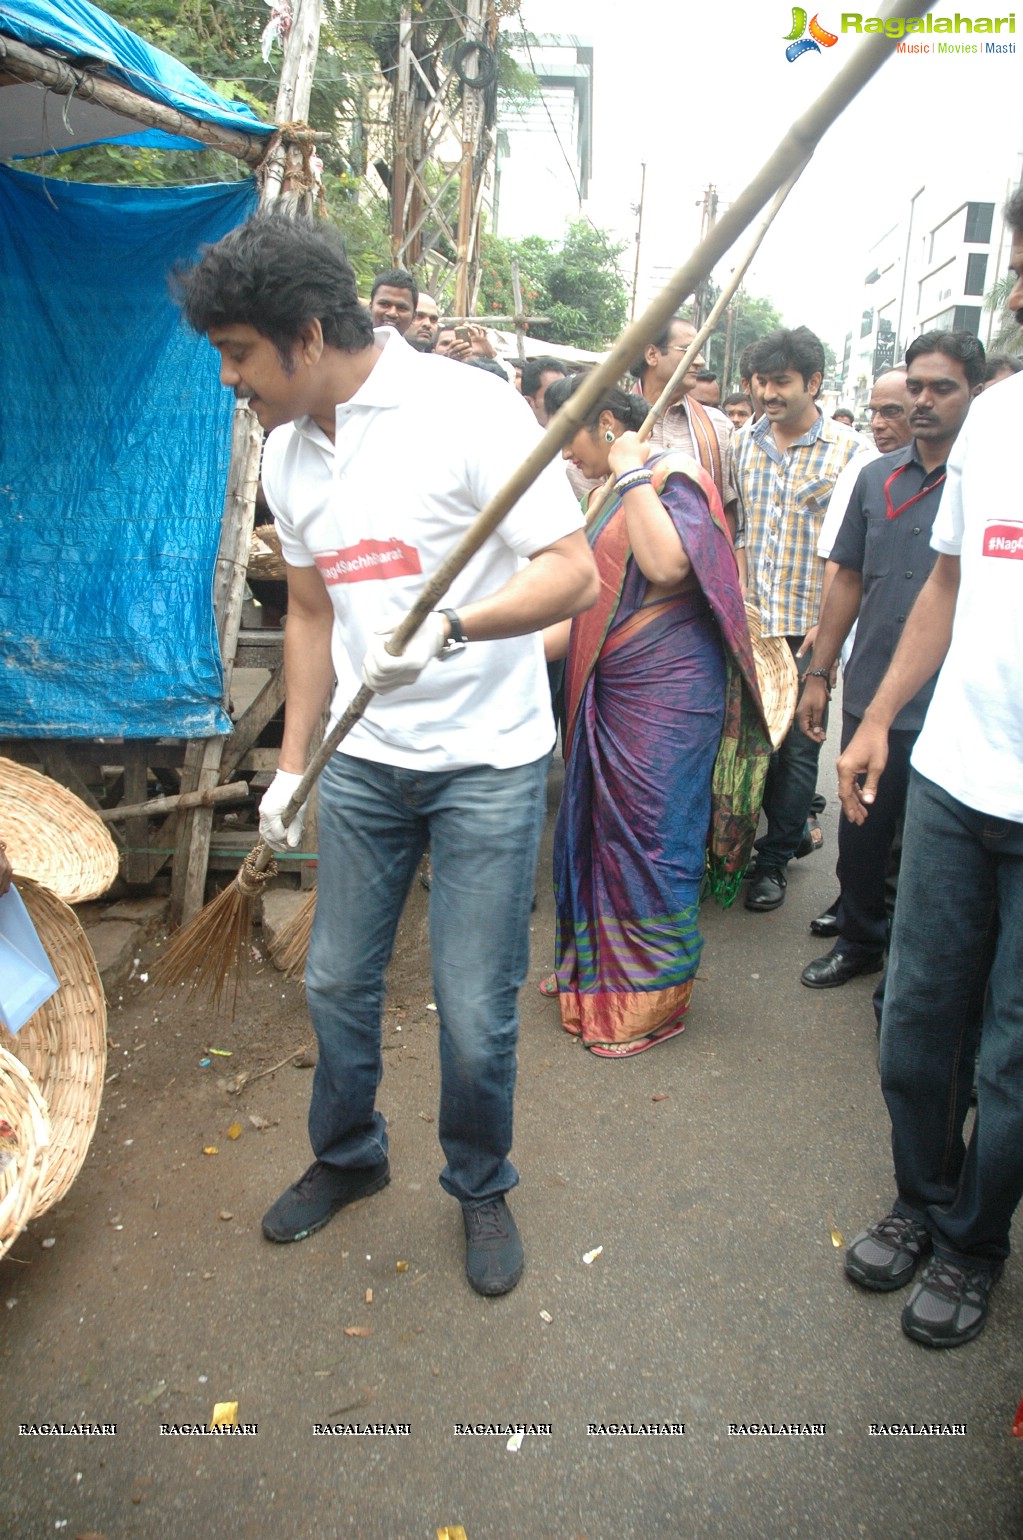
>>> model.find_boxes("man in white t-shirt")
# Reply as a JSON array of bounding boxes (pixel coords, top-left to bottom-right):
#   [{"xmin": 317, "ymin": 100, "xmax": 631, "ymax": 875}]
[
  {"xmin": 837, "ymin": 185, "xmax": 1023, "ymax": 1349},
  {"xmin": 179, "ymin": 214, "xmax": 598, "ymax": 1296}
]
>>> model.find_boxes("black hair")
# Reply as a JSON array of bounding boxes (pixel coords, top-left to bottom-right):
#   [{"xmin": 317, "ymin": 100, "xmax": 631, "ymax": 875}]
[
  {"xmin": 176, "ymin": 212, "xmax": 374, "ymax": 361},
  {"xmin": 370, "ymin": 268, "xmax": 418, "ymax": 306},
  {"xmin": 984, "ymin": 352, "xmax": 1022, "ymax": 381},
  {"xmin": 832, "ymin": 407, "xmax": 855, "ymax": 422},
  {"xmin": 694, "ymin": 369, "xmax": 717, "ymax": 384},
  {"xmin": 521, "ymin": 356, "xmax": 568, "ymax": 397},
  {"xmin": 905, "ymin": 329, "xmax": 986, "ymax": 391},
  {"xmin": 722, "ymin": 392, "xmax": 752, "ymax": 411},
  {"xmin": 629, "ymin": 313, "xmax": 692, "ymax": 379},
  {"xmin": 748, "ymin": 327, "xmax": 826, "ymax": 392},
  {"xmin": 738, "ymin": 342, "xmax": 758, "ymax": 384},
  {"xmin": 544, "ymin": 373, "xmax": 648, "ymax": 431},
  {"xmin": 466, "ymin": 357, "xmax": 510, "ymax": 382},
  {"xmin": 1005, "ymin": 184, "xmax": 1023, "ymax": 236}
]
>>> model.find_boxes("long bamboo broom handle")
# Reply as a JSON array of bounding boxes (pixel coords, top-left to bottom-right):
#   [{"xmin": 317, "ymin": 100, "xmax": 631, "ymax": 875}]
[
  {"xmin": 582, "ymin": 159, "xmax": 811, "ymax": 524},
  {"xmin": 256, "ymin": 5, "xmax": 931, "ymax": 870}
]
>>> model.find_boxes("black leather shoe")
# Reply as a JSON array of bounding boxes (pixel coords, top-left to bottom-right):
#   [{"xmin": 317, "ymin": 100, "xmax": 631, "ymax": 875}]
[
  {"xmin": 809, "ymin": 900, "xmax": 840, "ymax": 937},
  {"xmin": 745, "ymin": 866, "xmax": 786, "ymax": 911},
  {"xmin": 801, "ymin": 947, "xmax": 884, "ymax": 989}
]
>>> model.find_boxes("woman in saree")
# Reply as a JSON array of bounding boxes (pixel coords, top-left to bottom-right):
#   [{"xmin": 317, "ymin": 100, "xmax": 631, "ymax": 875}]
[{"xmin": 541, "ymin": 376, "xmax": 770, "ymax": 1057}]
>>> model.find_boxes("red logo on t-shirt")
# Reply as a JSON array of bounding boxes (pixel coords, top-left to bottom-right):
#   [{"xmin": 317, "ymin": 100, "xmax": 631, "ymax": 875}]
[
  {"xmin": 314, "ymin": 539, "xmax": 423, "ymax": 584},
  {"xmin": 983, "ymin": 523, "xmax": 1023, "ymax": 560}
]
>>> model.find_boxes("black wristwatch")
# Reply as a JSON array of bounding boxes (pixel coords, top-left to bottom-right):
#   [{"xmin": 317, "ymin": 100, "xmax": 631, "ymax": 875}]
[{"xmin": 437, "ymin": 608, "xmax": 468, "ymax": 659}]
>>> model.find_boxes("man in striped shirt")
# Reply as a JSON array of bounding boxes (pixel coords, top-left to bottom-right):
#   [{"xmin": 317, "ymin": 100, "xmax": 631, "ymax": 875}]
[{"xmin": 734, "ymin": 326, "xmax": 863, "ymax": 912}]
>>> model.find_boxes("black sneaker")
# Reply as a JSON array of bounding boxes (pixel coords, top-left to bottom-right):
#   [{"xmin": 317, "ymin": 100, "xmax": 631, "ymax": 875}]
[
  {"xmin": 902, "ymin": 1256, "xmax": 1002, "ymax": 1348},
  {"xmin": 845, "ymin": 1212, "xmax": 931, "ymax": 1291},
  {"xmin": 462, "ymin": 1195, "xmax": 523, "ymax": 1295},
  {"xmin": 262, "ymin": 1158, "xmax": 390, "ymax": 1243}
]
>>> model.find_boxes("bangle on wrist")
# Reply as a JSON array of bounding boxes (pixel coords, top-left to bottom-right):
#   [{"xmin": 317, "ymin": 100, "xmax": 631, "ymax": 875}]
[
  {"xmin": 804, "ymin": 667, "xmax": 832, "ymax": 695},
  {"xmin": 615, "ymin": 468, "xmax": 652, "ymax": 494}
]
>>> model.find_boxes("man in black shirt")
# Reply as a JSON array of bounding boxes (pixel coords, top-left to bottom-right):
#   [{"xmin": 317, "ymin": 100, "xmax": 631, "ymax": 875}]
[{"xmin": 795, "ymin": 331, "xmax": 985, "ymax": 988}]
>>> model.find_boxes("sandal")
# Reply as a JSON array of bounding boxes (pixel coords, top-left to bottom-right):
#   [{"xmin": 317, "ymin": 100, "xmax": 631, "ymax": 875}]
[
  {"xmin": 538, "ymin": 973, "xmax": 559, "ymax": 998},
  {"xmin": 795, "ymin": 815, "xmax": 824, "ymax": 858},
  {"xmin": 587, "ymin": 1017, "xmax": 687, "ymax": 1058}
]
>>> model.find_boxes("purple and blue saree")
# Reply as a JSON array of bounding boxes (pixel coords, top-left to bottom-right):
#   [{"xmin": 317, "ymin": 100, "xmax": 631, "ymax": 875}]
[{"xmin": 554, "ymin": 451, "xmax": 769, "ymax": 1055}]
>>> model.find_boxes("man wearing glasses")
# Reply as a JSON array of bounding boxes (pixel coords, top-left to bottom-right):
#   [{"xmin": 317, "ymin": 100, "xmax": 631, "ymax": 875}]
[
  {"xmin": 629, "ymin": 314, "xmax": 740, "ymax": 547},
  {"xmin": 795, "ymin": 333, "xmax": 984, "ymax": 989}
]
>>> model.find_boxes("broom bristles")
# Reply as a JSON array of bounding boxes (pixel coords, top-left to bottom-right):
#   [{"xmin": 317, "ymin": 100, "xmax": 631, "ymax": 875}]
[
  {"xmin": 151, "ymin": 882, "xmax": 259, "ymax": 1015},
  {"xmin": 268, "ymin": 889, "xmax": 316, "ymax": 979}
]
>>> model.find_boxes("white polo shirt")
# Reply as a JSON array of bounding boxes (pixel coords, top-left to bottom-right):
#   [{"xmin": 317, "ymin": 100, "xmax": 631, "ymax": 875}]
[
  {"xmin": 261, "ymin": 328, "xmax": 584, "ymax": 772},
  {"xmin": 911, "ymin": 370, "xmax": 1023, "ymax": 821}
]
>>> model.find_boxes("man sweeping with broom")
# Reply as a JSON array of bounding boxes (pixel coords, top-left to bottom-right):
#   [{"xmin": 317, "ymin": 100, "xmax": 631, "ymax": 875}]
[{"xmin": 178, "ymin": 214, "xmax": 597, "ymax": 1296}]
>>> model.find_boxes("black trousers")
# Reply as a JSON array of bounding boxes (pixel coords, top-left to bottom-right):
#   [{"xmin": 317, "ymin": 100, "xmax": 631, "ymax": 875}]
[{"xmin": 835, "ymin": 711, "xmax": 918, "ymax": 957}]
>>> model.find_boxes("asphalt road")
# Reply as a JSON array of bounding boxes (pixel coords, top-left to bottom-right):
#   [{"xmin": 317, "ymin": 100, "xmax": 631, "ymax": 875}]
[{"xmin": 3, "ymin": 739, "xmax": 1022, "ymax": 1540}]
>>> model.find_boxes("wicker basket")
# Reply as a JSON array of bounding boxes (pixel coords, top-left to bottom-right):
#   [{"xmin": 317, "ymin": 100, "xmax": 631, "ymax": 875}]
[
  {"xmin": 0, "ymin": 1046, "xmax": 51, "ymax": 1260},
  {"xmin": 745, "ymin": 605, "xmax": 799, "ymax": 749},
  {"xmin": 248, "ymin": 524, "xmax": 287, "ymax": 580},
  {"xmin": 0, "ymin": 757, "xmax": 119, "ymax": 904},
  {"xmin": 0, "ymin": 879, "xmax": 106, "ymax": 1217}
]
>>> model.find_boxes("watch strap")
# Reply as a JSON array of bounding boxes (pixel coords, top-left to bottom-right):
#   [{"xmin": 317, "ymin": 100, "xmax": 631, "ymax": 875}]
[{"xmin": 439, "ymin": 608, "xmax": 467, "ymax": 645}]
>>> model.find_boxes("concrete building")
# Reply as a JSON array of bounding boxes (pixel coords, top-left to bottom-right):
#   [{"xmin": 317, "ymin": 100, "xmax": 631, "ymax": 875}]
[
  {"xmin": 843, "ymin": 137, "xmax": 1023, "ymax": 412},
  {"xmin": 492, "ymin": 36, "xmax": 592, "ymax": 242}
]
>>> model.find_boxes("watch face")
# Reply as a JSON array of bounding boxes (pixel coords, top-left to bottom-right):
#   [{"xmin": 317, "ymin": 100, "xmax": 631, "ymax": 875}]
[{"xmin": 439, "ymin": 638, "xmax": 468, "ymax": 659}]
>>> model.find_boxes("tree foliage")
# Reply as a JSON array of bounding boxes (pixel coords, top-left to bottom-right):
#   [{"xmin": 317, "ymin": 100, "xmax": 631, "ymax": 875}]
[{"xmin": 478, "ymin": 221, "xmax": 628, "ymax": 350}]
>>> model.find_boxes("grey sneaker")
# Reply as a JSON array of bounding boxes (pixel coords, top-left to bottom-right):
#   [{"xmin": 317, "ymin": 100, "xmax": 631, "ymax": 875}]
[
  {"xmin": 462, "ymin": 1196, "xmax": 523, "ymax": 1295},
  {"xmin": 262, "ymin": 1158, "xmax": 390, "ymax": 1243},
  {"xmin": 902, "ymin": 1256, "xmax": 1002, "ymax": 1348},
  {"xmin": 845, "ymin": 1212, "xmax": 931, "ymax": 1291}
]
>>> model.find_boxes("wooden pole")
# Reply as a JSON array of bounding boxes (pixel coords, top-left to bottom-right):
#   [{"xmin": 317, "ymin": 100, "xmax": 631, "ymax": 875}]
[
  {"xmin": 99, "ymin": 782, "xmax": 250, "ymax": 823},
  {"xmin": 389, "ymin": 7, "xmax": 413, "ymax": 262},
  {"xmin": 0, "ymin": 36, "xmax": 268, "ymax": 166},
  {"xmin": 170, "ymin": 0, "xmax": 325, "ymax": 925},
  {"xmin": 630, "ymin": 161, "xmax": 646, "ymax": 322}
]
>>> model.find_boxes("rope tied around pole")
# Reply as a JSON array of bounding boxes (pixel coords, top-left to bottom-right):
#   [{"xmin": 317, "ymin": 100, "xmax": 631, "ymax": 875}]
[{"xmin": 236, "ymin": 845, "xmax": 279, "ymax": 898}]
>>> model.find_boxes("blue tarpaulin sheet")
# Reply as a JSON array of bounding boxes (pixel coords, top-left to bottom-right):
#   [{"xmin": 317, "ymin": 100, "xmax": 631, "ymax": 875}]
[
  {"xmin": 0, "ymin": 0, "xmax": 274, "ymax": 154},
  {"xmin": 0, "ymin": 166, "xmax": 258, "ymax": 737}
]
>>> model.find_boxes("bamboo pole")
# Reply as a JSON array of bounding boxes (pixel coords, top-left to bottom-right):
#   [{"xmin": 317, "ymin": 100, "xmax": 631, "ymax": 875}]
[
  {"xmin": 574, "ymin": 162, "xmax": 810, "ymax": 535},
  {"xmin": 637, "ymin": 162, "xmax": 809, "ymax": 444},
  {"xmin": 0, "ymin": 36, "xmax": 269, "ymax": 166},
  {"xmin": 99, "ymin": 782, "xmax": 250, "ymax": 823}
]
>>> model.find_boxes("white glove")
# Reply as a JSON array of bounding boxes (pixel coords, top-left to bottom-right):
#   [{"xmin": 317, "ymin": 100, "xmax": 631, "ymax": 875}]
[
  {"xmin": 361, "ymin": 611, "xmax": 449, "ymax": 694},
  {"xmin": 258, "ymin": 769, "xmax": 306, "ymax": 852}
]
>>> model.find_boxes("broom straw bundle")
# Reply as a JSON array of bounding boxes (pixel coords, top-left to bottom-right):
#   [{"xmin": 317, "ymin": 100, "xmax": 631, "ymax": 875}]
[{"xmin": 155, "ymin": 7, "xmax": 932, "ymax": 1008}]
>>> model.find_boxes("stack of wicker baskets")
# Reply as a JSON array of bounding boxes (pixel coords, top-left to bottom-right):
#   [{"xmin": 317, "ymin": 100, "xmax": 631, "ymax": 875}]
[{"xmin": 0, "ymin": 759, "xmax": 117, "ymax": 1259}]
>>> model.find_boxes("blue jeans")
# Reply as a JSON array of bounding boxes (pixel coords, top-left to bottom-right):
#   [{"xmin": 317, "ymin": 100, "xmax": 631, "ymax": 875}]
[
  {"xmin": 881, "ymin": 770, "xmax": 1023, "ymax": 1266},
  {"xmin": 305, "ymin": 750, "xmax": 549, "ymax": 1206},
  {"xmin": 754, "ymin": 637, "xmax": 825, "ymax": 869}
]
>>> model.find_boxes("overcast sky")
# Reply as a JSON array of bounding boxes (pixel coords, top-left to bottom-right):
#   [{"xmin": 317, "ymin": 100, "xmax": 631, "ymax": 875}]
[{"xmin": 515, "ymin": 0, "xmax": 1023, "ymax": 352}]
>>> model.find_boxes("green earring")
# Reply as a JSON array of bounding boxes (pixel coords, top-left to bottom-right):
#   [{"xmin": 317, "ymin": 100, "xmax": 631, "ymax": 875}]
[{"xmin": 604, "ymin": 430, "xmax": 614, "ymax": 443}]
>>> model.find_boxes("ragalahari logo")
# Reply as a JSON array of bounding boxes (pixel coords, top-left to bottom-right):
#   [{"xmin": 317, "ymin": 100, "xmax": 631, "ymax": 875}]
[{"xmin": 784, "ymin": 8, "xmax": 839, "ymax": 59}]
